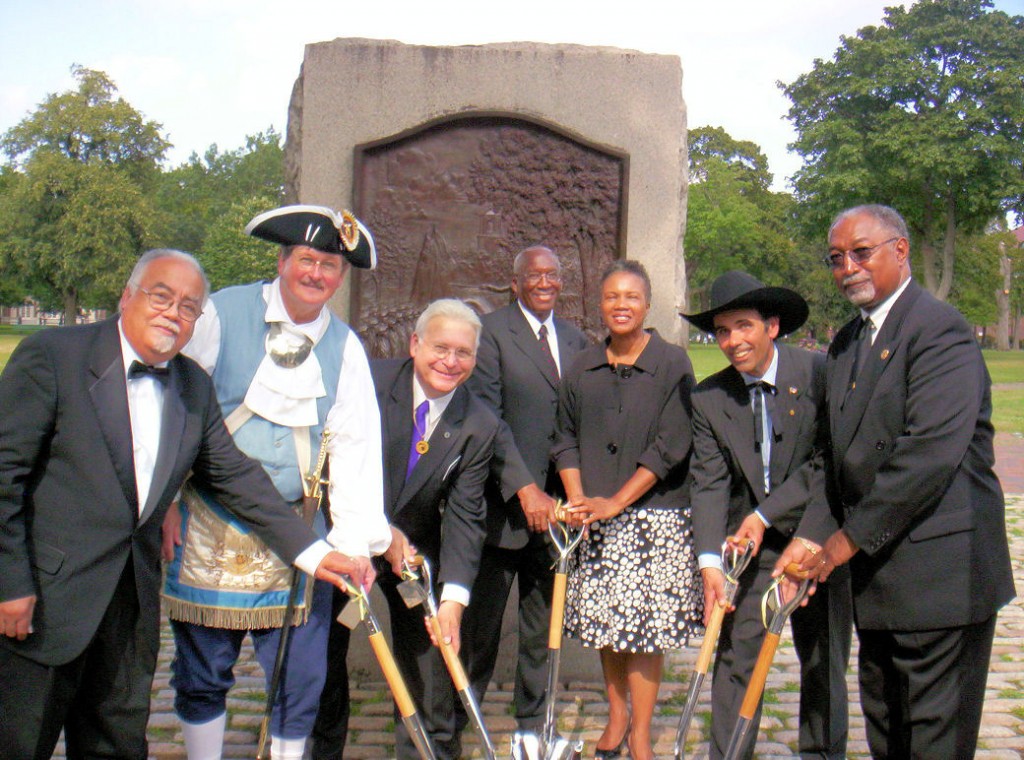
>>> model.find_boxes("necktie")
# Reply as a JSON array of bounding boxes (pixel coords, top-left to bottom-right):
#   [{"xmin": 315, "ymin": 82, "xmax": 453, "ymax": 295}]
[
  {"xmin": 848, "ymin": 316, "xmax": 875, "ymax": 391},
  {"xmin": 537, "ymin": 324, "xmax": 560, "ymax": 383},
  {"xmin": 129, "ymin": 360, "xmax": 169, "ymax": 385},
  {"xmin": 749, "ymin": 381, "xmax": 775, "ymax": 493},
  {"xmin": 406, "ymin": 400, "xmax": 430, "ymax": 480}
]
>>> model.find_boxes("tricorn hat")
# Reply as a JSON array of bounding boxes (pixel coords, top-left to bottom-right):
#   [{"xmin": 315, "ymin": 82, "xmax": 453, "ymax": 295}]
[
  {"xmin": 681, "ymin": 270, "xmax": 809, "ymax": 336},
  {"xmin": 245, "ymin": 204, "xmax": 377, "ymax": 269}
]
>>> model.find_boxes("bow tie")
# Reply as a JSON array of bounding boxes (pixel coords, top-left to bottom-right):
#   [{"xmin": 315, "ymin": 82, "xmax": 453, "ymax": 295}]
[
  {"xmin": 747, "ymin": 380, "xmax": 775, "ymax": 395},
  {"xmin": 129, "ymin": 360, "xmax": 169, "ymax": 385}
]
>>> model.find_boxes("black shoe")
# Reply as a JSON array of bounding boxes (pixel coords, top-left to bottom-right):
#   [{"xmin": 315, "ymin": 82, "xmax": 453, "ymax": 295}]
[{"xmin": 594, "ymin": 716, "xmax": 631, "ymax": 759}]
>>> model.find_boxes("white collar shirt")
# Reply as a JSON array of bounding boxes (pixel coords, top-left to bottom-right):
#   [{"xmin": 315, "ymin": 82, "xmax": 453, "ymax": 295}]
[
  {"xmin": 118, "ymin": 321, "xmax": 166, "ymax": 515},
  {"xmin": 861, "ymin": 276, "xmax": 912, "ymax": 344},
  {"xmin": 517, "ymin": 300, "xmax": 561, "ymax": 375}
]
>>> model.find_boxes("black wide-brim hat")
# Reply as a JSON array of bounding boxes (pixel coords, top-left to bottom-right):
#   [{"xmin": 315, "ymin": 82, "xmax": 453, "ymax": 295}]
[
  {"xmin": 681, "ymin": 270, "xmax": 809, "ymax": 336},
  {"xmin": 244, "ymin": 204, "xmax": 377, "ymax": 269}
]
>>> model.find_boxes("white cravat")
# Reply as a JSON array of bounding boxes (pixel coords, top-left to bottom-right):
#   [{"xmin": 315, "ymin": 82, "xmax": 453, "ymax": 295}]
[{"xmin": 119, "ymin": 324, "xmax": 165, "ymax": 514}]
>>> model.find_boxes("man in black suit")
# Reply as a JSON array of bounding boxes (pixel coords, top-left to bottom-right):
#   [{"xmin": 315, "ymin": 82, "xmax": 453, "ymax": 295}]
[
  {"xmin": 460, "ymin": 245, "xmax": 589, "ymax": 736},
  {"xmin": 778, "ymin": 204, "xmax": 1015, "ymax": 758},
  {"xmin": 372, "ymin": 298, "xmax": 505, "ymax": 760},
  {"xmin": 684, "ymin": 271, "xmax": 851, "ymax": 760},
  {"xmin": 0, "ymin": 249, "xmax": 369, "ymax": 760}
]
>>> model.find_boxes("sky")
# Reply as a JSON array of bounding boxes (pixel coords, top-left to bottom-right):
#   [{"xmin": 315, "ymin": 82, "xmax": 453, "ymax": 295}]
[{"xmin": 3, "ymin": 0, "xmax": 1023, "ymax": 193}]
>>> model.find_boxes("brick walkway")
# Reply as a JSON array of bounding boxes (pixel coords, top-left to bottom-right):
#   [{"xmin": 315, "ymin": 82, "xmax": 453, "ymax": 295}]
[{"xmin": 54, "ymin": 444, "xmax": 1024, "ymax": 758}]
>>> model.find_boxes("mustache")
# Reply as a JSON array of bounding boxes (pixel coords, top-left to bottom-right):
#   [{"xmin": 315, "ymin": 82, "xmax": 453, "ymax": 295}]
[
  {"xmin": 153, "ymin": 318, "xmax": 181, "ymax": 335},
  {"xmin": 841, "ymin": 274, "xmax": 871, "ymax": 288},
  {"xmin": 300, "ymin": 276, "xmax": 326, "ymax": 290}
]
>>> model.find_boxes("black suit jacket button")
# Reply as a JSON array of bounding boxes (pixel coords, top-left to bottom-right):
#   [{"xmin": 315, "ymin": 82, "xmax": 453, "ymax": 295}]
[
  {"xmin": 875, "ymin": 440, "xmax": 886, "ymax": 450},
  {"xmin": 607, "ymin": 442, "xmax": 618, "ymax": 454}
]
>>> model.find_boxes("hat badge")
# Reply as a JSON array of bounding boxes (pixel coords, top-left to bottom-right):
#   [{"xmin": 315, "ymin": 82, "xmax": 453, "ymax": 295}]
[{"xmin": 338, "ymin": 210, "xmax": 360, "ymax": 252}]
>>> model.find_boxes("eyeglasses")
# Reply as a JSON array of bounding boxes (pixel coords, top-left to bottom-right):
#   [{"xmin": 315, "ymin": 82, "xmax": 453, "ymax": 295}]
[
  {"xmin": 140, "ymin": 287, "xmax": 203, "ymax": 322},
  {"xmin": 427, "ymin": 343, "xmax": 475, "ymax": 363},
  {"xmin": 293, "ymin": 254, "xmax": 343, "ymax": 275},
  {"xmin": 824, "ymin": 237, "xmax": 899, "ymax": 270},
  {"xmin": 521, "ymin": 271, "xmax": 562, "ymax": 286}
]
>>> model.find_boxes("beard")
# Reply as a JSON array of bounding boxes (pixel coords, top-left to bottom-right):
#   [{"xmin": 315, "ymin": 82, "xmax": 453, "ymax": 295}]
[
  {"xmin": 150, "ymin": 319, "xmax": 180, "ymax": 356},
  {"xmin": 841, "ymin": 276, "xmax": 876, "ymax": 307}
]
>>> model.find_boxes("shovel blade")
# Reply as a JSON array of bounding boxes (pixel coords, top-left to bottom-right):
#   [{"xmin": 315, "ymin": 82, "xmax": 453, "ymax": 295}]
[
  {"xmin": 336, "ymin": 598, "xmax": 364, "ymax": 630},
  {"xmin": 511, "ymin": 731, "xmax": 541, "ymax": 760},
  {"xmin": 545, "ymin": 736, "xmax": 583, "ymax": 760},
  {"xmin": 396, "ymin": 578, "xmax": 428, "ymax": 609}
]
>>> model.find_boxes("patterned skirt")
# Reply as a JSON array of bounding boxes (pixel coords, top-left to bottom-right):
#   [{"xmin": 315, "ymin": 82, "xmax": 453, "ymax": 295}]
[{"xmin": 564, "ymin": 504, "xmax": 703, "ymax": 653}]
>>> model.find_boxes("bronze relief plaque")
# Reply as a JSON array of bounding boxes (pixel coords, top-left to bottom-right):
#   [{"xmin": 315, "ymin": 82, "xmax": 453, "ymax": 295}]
[{"xmin": 351, "ymin": 115, "xmax": 627, "ymax": 357}]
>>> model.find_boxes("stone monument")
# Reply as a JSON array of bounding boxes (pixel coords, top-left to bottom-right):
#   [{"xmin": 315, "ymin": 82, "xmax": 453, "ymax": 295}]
[{"xmin": 284, "ymin": 38, "xmax": 689, "ymax": 352}]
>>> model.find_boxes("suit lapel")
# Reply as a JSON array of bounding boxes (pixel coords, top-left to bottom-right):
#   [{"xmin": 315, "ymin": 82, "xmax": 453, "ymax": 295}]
[
  {"xmin": 769, "ymin": 345, "xmax": 804, "ymax": 481},
  {"xmin": 832, "ymin": 282, "xmax": 919, "ymax": 455},
  {"xmin": 829, "ymin": 319, "xmax": 860, "ymax": 456},
  {"xmin": 508, "ymin": 306, "xmax": 559, "ymax": 392},
  {"xmin": 554, "ymin": 315, "xmax": 582, "ymax": 370},
  {"xmin": 138, "ymin": 359, "xmax": 187, "ymax": 525},
  {"xmin": 87, "ymin": 320, "xmax": 139, "ymax": 513},
  {"xmin": 718, "ymin": 369, "xmax": 768, "ymax": 501},
  {"xmin": 385, "ymin": 365, "xmax": 416, "ymax": 516}
]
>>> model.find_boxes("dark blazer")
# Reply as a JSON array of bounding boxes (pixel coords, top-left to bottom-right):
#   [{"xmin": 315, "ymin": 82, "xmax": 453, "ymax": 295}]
[
  {"xmin": 372, "ymin": 358, "xmax": 499, "ymax": 590},
  {"xmin": 691, "ymin": 343, "xmax": 831, "ymax": 553},
  {"xmin": 826, "ymin": 280, "xmax": 1014, "ymax": 630},
  {"xmin": 690, "ymin": 342, "xmax": 852, "ymax": 759},
  {"xmin": 466, "ymin": 303, "xmax": 588, "ymax": 548},
  {"xmin": 0, "ymin": 318, "xmax": 317, "ymax": 666}
]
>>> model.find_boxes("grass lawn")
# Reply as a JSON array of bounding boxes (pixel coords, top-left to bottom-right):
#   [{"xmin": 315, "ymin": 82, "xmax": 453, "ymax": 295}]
[
  {"xmin": 0, "ymin": 326, "xmax": 41, "ymax": 369},
  {"xmin": 1, "ymin": 327, "xmax": 1021, "ymax": 434}
]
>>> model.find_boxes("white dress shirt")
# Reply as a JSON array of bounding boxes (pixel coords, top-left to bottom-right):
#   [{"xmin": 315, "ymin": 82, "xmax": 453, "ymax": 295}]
[
  {"xmin": 861, "ymin": 276, "xmax": 912, "ymax": 344},
  {"xmin": 698, "ymin": 343, "xmax": 780, "ymax": 573},
  {"xmin": 118, "ymin": 323, "xmax": 165, "ymax": 515},
  {"xmin": 517, "ymin": 301, "xmax": 562, "ymax": 375}
]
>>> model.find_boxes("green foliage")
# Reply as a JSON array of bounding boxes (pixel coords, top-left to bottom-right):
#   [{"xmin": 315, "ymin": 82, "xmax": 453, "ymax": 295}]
[
  {"xmin": 0, "ymin": 66, "xmax": 166, "ymax": 320},
  {"xmin": 2, "ymin": 65, "xmax": 168, "ymax": 187},
  {"xmin": 685, "ymin": 127, "xmax": 797, "ymax": 291},
  {"xmin": 781, "ymin": 0, "xmax": 1024, "ymax": 302},
  {"xmin": 197, "ymin": 195, "xmax": 282, "ymax": 291},
  {"xmin": 949, "ymin": 228, "xmax": 1014, "ymax": 325},
  {"xmin": 154, "ymin": 128, "xmax": 285, "ymax": 255},
  {"xmin": 684, "ymin": 126, "xmax": 844, "ymax": 338}
]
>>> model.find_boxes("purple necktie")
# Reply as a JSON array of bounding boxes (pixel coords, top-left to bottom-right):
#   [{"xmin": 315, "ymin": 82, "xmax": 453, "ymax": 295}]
[
  {"xmin": 406, "ymin": 400, "xmax": 430, "ymax": 480},
  {"xmin": 537, "ymin": 324, "xmax": 560, "ymax": 383}
]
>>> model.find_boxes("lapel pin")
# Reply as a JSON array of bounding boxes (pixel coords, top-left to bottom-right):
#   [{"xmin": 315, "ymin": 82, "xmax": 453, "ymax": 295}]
[
  {"xmin": 444, "ymin": 431, "xmax": 451, "ymax": 439},
  {"xmin": 880, "ymin": 349, "xmax": 890, "ymax": 360},
  {"xmin": 789, "ymin": 386, "xmax": 798, "ymax": 395},
  {"xmin": 789, "ymin": 409, "xmax": 795, "ymax": 416}
]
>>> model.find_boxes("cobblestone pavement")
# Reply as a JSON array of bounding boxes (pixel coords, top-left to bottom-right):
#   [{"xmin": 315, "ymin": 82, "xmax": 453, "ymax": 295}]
[{"xmin": 56, "ymin": 479, "xmax": 1024, "ymax": 757}]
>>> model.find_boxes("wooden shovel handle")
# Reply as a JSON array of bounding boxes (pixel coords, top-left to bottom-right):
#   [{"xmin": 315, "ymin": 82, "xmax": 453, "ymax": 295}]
[
  {"xmin": 739, "ymin": 631, "xmax": 781, "ymax": 719},
  {"xmin": 696, "ymin": 600, "xmax": 727, "ymax": 674},
  {"xmin": 548, "ymin": 571, "xmax": 568, "ymax": 649},
  {"xmin": 429, "ymin": 616, "xmax": 470, "ymax": 690},
  {"xmin": 369, "ymin": 630, "xmax": 418, "ymax": 718}
]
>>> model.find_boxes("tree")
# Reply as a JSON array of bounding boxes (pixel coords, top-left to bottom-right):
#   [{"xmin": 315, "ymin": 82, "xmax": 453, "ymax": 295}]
[
  {"xmin": 781, "ymin": 0, "xmax": 1024, "ymax": 302},
  {"xmin": 0, "ymin": 66, "xmax": 168, "ymax": 321},
  {"xmin": 197, "ymin": 195, "xmax": 281, "ymax": 292},
  {"xmin": 684, "ymin": 127, "xmax": 839, "ymax": 338},
  {"xmin": 154, "ymin": 129, "xmax": 285, "ymax": 256}
]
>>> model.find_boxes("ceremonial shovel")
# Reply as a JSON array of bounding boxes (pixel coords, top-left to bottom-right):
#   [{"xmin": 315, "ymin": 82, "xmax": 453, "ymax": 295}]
[
  {"xmin": 673, "ymin": 537, "xmax": 755, "ymax": 759},
  {"xmin": 336, "ymin": 577, "xmax": 438, "ymax": 760},
  {"xmin": 397, "ymin": 555, "xmax": 498, "ymax": 760},
  {"xmin": 511, "ymin": 511, "xmax": 586, "ymax": 760},
  {"xmin": 257, "ymin": 431, "xmax": 331, "ymax": 760},
  {"xmin": 721, "ymin": 563, "xmax": 811, "ymax": 760}
]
